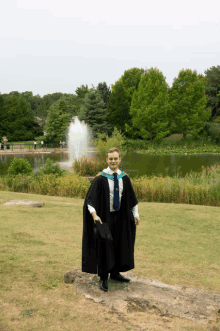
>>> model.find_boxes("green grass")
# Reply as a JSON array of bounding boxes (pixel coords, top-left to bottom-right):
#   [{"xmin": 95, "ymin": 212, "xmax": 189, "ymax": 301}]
[{"xmin": 0, "ymin": 191, "xmax": 220, "ymax": 330}]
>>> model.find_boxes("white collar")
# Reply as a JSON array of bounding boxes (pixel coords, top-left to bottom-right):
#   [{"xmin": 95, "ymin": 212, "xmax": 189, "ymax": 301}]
[{"xmin": 103, "ymin": 166, "xmax": 121, "ymax": 175}]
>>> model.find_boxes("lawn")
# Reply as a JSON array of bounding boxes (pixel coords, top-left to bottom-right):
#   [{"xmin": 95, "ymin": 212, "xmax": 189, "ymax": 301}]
[{"xmin": 0, "ymin": 191, "xmax": 220, "ymax": 330}]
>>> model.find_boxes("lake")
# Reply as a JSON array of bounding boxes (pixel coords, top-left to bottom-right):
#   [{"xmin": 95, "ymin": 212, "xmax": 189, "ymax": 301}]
[{"xmin": 1, "ymin": 152, "xmax": 220, "ymax": 178}]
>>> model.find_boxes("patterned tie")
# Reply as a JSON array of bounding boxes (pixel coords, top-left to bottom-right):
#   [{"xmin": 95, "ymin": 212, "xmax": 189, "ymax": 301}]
[{"xmin": 113, "ymin": 172, "xmax": 119, "ymax": 211}]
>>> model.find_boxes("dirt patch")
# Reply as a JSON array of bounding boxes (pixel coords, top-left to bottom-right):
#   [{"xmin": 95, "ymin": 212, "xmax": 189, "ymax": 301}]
[{"xmin": 64, "ymin": 269, "xmax": 220, "ymax": 329}]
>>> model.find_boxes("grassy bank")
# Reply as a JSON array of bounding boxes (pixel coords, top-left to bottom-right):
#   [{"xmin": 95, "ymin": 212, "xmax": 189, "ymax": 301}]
[
  {"xmin": 0, "ymin": 191, "xmax": 220, "ymax": 331},
  {"xmin": 1, "ymin": 164, "xmax": 220, "ymax": 207},
  {"xmin": 132, "ymin": 164, "xmax": 220, "ymax": 206},
  {"xmin": 124, "ymin": 136, "xmax": 220, "ymax": 155}
]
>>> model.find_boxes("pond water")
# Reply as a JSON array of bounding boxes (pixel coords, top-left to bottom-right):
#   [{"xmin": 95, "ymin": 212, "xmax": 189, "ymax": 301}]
[{"xmin": 1, "ymin": 152, "xmax": 220, "ymax": 178}]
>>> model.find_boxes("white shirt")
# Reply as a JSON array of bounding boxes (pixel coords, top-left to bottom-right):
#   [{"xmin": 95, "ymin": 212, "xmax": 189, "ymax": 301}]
[{"xmin": 87, "ymin": 166, "xmax": 139, "ymax": 217}]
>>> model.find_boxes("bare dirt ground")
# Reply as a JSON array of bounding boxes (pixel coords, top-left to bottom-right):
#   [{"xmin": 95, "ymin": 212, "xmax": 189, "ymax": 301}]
[{"xmin": 65, "ymin": 269, "xmax": 220, "ymax": 331}]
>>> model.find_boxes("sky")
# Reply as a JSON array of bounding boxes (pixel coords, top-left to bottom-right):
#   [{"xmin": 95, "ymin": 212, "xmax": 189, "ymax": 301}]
[{"xmin": 0, "ymin": 0, "xmax": 220, "ymax": 97}]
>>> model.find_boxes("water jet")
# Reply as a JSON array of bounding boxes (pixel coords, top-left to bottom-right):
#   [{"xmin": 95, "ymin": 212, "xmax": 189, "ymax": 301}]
[{"xmin": 59, "ymin": 116, "xmax": 94, "ymax": 171}]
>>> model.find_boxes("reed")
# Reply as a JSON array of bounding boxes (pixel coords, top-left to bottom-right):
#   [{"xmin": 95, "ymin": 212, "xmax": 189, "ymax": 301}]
[
  {"xmin": 72, "ymin": 156, "xmax": 106, "ymax": 176},
  {"xmin": 1, "ymin": 164, "xmax": 220, "ymax": 207}
]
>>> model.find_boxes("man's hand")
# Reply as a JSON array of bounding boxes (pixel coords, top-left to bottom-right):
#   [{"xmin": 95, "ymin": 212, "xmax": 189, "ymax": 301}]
[
  {"xmin": 94, "ymin": 216, "xmax": 102, "ymax": 224},
  {"xmin": 134, "ymin": 216, "xmax": 140, "ymax": 226},
  {"xmin": 91, "ymin": 211, "xmax": 102, "ymax": 224}
]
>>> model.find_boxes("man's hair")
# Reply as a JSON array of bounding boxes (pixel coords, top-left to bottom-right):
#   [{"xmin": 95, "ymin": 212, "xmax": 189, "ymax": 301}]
[{"xmin": 106, "ymin": 147, "xmax": 121, "ymax": 158}]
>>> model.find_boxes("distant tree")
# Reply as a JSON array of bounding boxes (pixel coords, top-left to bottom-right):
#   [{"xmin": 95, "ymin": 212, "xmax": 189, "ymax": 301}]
[
  {"xmin": 97, "ymin": 82, "xmax": 111, "ymax": 107},
  {"xmin": 45, "ymin": 99, "xmax": 73, "ymax": 142},
  {"xmin": 169, "ymin": 69, "xmax": 210, "ymax": 139},
  {"xmin": 106, "ymin": 80, "xmax": 129, "ymax": 135},
  {"xmin": 21, "ymin": 91, "xmax": 36, "ymax": 112},
  {"xmin": 0, "ymin": 94, "xmax": 6, "ymax": 139},
  {"xmin": 75, "ymin": 84, "xmax": 89, "ymax": 100},
  {"xmin": 121, "ymin": 67, "xmax": 145, "ymax": 103},
  {"xmin": 126, "ymin": 67, "xmax": 170, "ymax": 142},
  {"xmin": 204, "ymin": 65, "xmax": 220, "ymax": 120},
  {"xmin": 60, "ymin": 94, "xmax": 79, "ymax": 118},
  {"xmin": 78, "ymin": 88, "xmax": 112, "ymax": 139},
  {"xmin": 73, "ymin": 84, "xmax": 90, "ymax": 115},
  {"xmin": 8, "ymin": 91, "xmax": 20, "ymax": 98},
  {"xmin": 107, "ymin": 68, "xmax": 144, "ymax": 135},
  {"xmin": 3, "ymin": 94, "xmax": 40, "ymax": 141}
]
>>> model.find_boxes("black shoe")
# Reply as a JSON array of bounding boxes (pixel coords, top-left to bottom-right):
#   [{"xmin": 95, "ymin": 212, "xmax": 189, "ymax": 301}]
[
  {"xmin": 110, "ymin": 274, "xmax": 130, "ymax": 282},
  {"xmin": 100, "ymin": 279, "xmax": 108, "ymax": 292}
]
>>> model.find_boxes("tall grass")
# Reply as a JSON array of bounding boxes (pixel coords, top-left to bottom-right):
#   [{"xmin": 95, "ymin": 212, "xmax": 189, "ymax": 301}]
[
  {"xmin": 0, "ymin": 173, "xmax": 90, "ymax": 199},
  {"xmin": 72, "ymin": 156, "xmax": 106, "ymax": 176},
  {"xmin": 1, "ymin": 164, "xmax": 220, "ymax": 207},
  {"xmin": 132, "ymin": 165, "xmax": 220, "ymax": 206}
]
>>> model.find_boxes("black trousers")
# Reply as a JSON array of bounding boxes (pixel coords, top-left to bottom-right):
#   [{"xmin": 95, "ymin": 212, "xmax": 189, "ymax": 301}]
[{"xmin": 97, "ymin": 210, "xmax": 121, "ymax": 280}]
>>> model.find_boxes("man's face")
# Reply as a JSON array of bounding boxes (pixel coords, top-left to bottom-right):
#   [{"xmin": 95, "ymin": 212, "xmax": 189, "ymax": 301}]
[{"xmin": 106, "ymin": 152, "xmax": 121, "ymax": 172}]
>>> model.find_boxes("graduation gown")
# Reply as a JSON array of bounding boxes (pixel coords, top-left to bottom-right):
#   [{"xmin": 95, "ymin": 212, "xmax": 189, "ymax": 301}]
[{"xmin": 82, "ymin": 173, "xmax": 138, "ymax": 274}]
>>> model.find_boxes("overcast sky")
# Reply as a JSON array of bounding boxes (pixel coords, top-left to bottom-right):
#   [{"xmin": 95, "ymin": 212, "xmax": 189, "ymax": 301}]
[{"xmin": 0, "ymin": 0, "xmax": 219, "ymax": 96}]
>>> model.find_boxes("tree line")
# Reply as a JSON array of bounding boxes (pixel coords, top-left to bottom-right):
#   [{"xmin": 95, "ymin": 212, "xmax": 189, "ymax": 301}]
[{"xmin": 0, "ymin": 65, "xmax": 220, "ymax": 143}]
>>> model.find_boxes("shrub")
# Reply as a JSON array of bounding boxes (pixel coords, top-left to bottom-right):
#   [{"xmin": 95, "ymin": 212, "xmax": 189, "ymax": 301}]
[
  {"xmin": 72, "ymin": 156, "xmax": 106, "ymax": 176},
  {"xmin": 124, "ymin": 139, "xmax": 149, "ymax": 151},
  {"xmin": 4, "ymin": 174, "xmax": 32, "ymax": 192},
  {"xmin": 57, "ymin": 174, "xmax": 90, "ymax": 198},
  {"xmin": 93, "ymin": 127, "xmax": 127, "ymax": 160},
  {"xmin": 206, "ymin": 122, "xmax": 220, "ymax": 143},
  {"xmin": 7, "ymin": 158, "xmax": 33, "ymax": 176},
  {"xmin": 34, "ymin": 158, "xmax": 65, "ymax": 177}
]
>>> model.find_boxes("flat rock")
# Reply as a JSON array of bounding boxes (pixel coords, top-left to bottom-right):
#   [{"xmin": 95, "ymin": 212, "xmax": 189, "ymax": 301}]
[
  {"xmin": 64, "ymin": 269, "xmax": 220, "ymax": 322},
  {"xmin": 3, "ymin": 200, "xmax": 45, "ymax": 207}
]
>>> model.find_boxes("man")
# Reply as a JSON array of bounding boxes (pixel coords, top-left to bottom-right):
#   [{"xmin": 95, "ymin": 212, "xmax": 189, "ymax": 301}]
[{"xmin": 82, "ymin": 147, "xmax": 140, "ymax": 292}]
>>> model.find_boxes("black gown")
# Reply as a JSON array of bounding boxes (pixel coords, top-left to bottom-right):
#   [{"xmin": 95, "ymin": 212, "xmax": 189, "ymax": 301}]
[{"xmin": 82, "ymin": 173, "xmax": 138, "ymax": 274}]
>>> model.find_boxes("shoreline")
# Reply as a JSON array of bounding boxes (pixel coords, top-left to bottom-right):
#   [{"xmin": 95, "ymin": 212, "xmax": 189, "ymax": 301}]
[{"xmin": 0, "ymin": 148, "xmax": 68, "ymax": 155}]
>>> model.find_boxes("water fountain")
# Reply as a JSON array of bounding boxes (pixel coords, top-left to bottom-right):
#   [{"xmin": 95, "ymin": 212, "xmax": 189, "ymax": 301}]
[
  {"xmin": 59, "ymin": 116, "xmax": 94, "ymax": 171},
  {"xmin": 68, "ymin": 116, "xmax": 93, "ymax": 162}
]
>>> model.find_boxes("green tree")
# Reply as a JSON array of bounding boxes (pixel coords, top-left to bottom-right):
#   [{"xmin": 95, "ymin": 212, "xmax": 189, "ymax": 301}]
[
  {"xmin": 75, "ymin": 84, "xmax": 89, "ymax": 100},
  {"xmin": 169, "ymin": 69, "xmax": 210, "ymax": 139},
  {"xmin": 97, "ymin": 82, "xmax": 111, "ymax": 107},
  {"xmin": 3, "ymin": 94, "xmax": 40, "ymax": 141},
  {"xmin": 93, "ymin": 127, "xmax": 126, "ymax": 160},
  {"xmin": 45, "ymin": 99, "xmax": 73, "ymax": 142},
  {"xmin": 106, "ymin": 68, "xmax": 144, "ymax": 135},
  {"xmin": 78, "ymin": 88, "xmax": 112, "ymax": 139},
  {"xmin": 204, "ymin": 65, "xmax": 220, "ymax": 120},
  {"xmin": 126, "ymin": 67, "xmax": 170, "ymax": 142},
  {"xmin": 0, "ymin": 94, "xmax": 7, "ymax": 139},
  {"xmin": 35, "ymin": 92, "xmax": 69, "ymax": 127}
]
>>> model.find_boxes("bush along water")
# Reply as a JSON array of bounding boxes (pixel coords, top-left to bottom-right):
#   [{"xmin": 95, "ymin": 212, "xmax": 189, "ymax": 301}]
[
  {"xmin": 2, "ymin": 154, "xmax": 220, "ymax": 207},
  {"xmin": 131, "ymin": 165, "xmax": 220, "ymax": 206},
  {"xmin": 7, "ymin": 158, "xmax": 33, "ymax": 175},
  {"xmin": 72, "ymin": 127, "xmax": 127, "ymax": 176},
  {"xmin": 1, "ymin": 164, "xmax": 220, "ymax": 206},
  {"xmin": 0, "ymin": 173, "xmax": 90, "ymax": 199},
  {"xmin": 34, "ymin": 158, "xmax": 66, "ymax": 177},
  {"xmin": 0, "ymin": 157, "xmax": 90, "ymax": 198}
]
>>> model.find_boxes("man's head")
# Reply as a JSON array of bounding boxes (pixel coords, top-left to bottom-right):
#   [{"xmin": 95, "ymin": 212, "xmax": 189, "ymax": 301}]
[{"xmin": 106, "ymin": 147, "xmax": 121, "ymax": 172}]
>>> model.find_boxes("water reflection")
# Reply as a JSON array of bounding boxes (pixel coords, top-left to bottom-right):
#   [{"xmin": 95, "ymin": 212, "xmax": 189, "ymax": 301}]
[
  {"xmin": 0, "ymin": 153, "xmax": 69, "ymax": 176},
  {"xmin": 1, "ymin": 152, "xmax": 220, "ymax": 178},
  {"xmin": 121, "ymin": 153, "xmax": 220, "ymax": 178}
]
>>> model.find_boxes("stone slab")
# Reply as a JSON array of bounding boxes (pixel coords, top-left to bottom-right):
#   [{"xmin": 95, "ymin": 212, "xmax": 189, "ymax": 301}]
[
  {"xmin": 64, "ymin": 269, "xmax": 220, "ymax": 323},
  {"xmin": 3, "ymin": 200, "xmax": 45, "ymax": 207}
]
